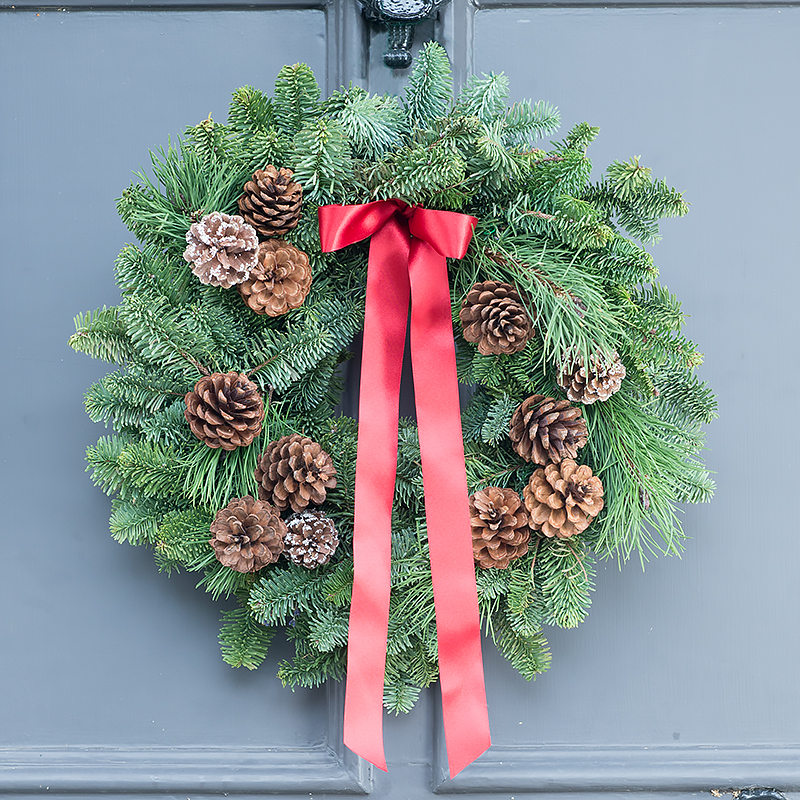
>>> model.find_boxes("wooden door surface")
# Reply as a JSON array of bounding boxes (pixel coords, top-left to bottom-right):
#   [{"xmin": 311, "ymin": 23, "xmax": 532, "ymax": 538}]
[{"xmin": 1, "ymin": 1, "xmax": 798, "ymax": 797}]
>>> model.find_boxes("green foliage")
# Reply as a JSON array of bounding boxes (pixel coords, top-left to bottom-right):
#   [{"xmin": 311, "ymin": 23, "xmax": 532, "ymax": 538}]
[
  {"xmin": 403, "ymin": 41, "xmax": 453, "ymax": 129},
  {"xmin": 219, "ymin": 607, "xmax": 276, "ymax": 670},
  {"xmin": 273, "ymin": 63, "xmax": 321, "ymax": 136},
  {"xmin": 72, "ymin": 49, "xmax": 713, "ymax": 711},
  {"xmin": 291, "ymin": 119, "xmax": 353, "ymax": 204}
]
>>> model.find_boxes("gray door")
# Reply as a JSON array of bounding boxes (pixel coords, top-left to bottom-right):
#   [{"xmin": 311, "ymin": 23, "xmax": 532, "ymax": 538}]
[{"xmin": 2, "ymin": 1, "xmax": 798, "ymax": 798}]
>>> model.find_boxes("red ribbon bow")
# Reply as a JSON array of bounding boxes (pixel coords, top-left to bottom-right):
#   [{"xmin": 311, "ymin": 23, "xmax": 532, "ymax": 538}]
[{"xmin": 318, "ymin": 200, "xmax": 491, "ymax": 777}]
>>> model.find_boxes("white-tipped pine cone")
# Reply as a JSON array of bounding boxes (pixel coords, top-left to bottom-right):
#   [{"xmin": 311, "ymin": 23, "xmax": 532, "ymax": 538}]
[
  {"xmin": 558, "ymin": 351, "xmax": 626, "ymax": 405},
  {"xmin": 284, "ymin": 510, "xmax": 340, "ymax": 568},
  {"xmin": 183, "ymin": 211, "xmax": 259, "ymax": 288}
]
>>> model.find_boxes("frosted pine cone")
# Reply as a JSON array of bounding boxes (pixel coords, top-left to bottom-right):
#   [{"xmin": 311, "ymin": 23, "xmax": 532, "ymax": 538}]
[
  {"xmin": 183, "ymin": 211, "xmax": 259, "ymax": 288},
  {"xmin": 255, "ymin": 434, "xmax": 337, "ymax": 513},
  {"xmin": 238, "ymin": 166, "xmax": 303, "ymax": 238},
  {"xmin": 209, "ymin": 496, "xmax": 285, "ymax": 572},
  {"xmin": 509, "ymin": 395, "xmax": 588, "ymax": 465},
  {"xmin": 470, "ymin": 487, "xmax": 530, "ymax": 569},
  {"xmin": 523, "ymin": 459, "xmax": 604, "ymax": 539},
  {"xmin": 459, "ymin": 281, "xmax": 533, "ymax": 355},
  {"xmin": 184, "ymin": 372, "xmax": 264, "ymax": 450},
  {"xmin": 284, "ymin": 510, "xmax": 340, "ymax": 568},
  {"xmin": 238, "ymin": 240, "xmax": 312, "ymax": 316},
  {"xmin": 558, "ymin": 351, "xmax": 626, "ymax": 405}
]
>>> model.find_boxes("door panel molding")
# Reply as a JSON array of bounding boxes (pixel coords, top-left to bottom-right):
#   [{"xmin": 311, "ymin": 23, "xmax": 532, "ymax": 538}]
[
  {"xmin": 433, "ymin": 740, "xmax": 800, "ymax": 794},
  {"xmin": 0, "ymin": 685, "xmax": 371, "ymax": 796}
]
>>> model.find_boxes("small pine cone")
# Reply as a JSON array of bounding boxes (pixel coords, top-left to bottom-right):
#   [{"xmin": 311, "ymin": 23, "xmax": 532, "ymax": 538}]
[
  {"xmin": 238, "ymin": 240, "xmax": 312, "ymax": 316},
  {"xmin": 185, "ymin": 372, "xmax": 264, "ymax": 450},
  {"xmin": 523, "ymin": 459, "xmax": 604, "ymax": 539},
  {"xmin": 254, "ymin": 434, "xmax": 337, "ymax": 513},
  {"xmin": 238, "ymin": 166, "xmax": 302, "ymax": 238},
  {"xmin": 558, "ymin": 351, "xmax": 626, "ymax": 405},
  {"xmin": 183, "ymin": 212, "xmax": 259, "ymax": 288},
  {"xmin": 209, "ymin": 495, "xmax": 286, "ymax": 572},
  {"xmin": 284, "ymin": 510, "xmax": 340, "ymax": 568},
  {"xmin": 459, "ymin": 281, "xmax": 534, "ymax": 355},
  {"xmin": 470, "ymin": 487, "xmax": 530, "ymax": 569},
  {"xmin": 509, "ymin": 395, "xmax": 588, "ymax": 465}
]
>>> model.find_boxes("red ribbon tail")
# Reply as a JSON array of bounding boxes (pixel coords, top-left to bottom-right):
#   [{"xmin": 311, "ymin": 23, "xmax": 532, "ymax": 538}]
[
  {"xmin": 408, "ymin": 238, "xmax": 491, "ymax": 777},
  {"xmin": 342, "ymin": 218, "xmax": 411, "ymax": 772}
]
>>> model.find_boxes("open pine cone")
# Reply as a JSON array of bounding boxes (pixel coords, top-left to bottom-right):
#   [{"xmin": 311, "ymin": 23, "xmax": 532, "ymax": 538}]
[
  {"xmin": 523, "ymin": 459, "xmax": 604, "ymax": 539},
  {"xmin": 255, "ymin": 434, "xmax": 337, "ymax": 513},
  {"xmin": 238, "ymin": 166, "xmax": 302, "ymax": 238},
  {"xmin": 284, "ymin": 510, "xmax": 340, "ymax": 568},
  {"xmin": 459, "ymin": 280, "xmax": 534, "ymax": 355},
  {"xmin": 470, "ymin": 486, "xmax": 530, "ymax": 569},
  {"xmin": 558, "ymin": 351, "xmax": 626, "ymax": 405},
  {"xmin": 185, "ymin": 372, "xmax": 264, "ymax": 450},
  {"xmin": 183, "ymin": 212, "xmax": 259, "ymax": 288},
  {"xmin": 509, "ymin": 395, "xmax": 588, "ymax": 465},
  {"xmin": 209, "ymin": 495, "xmax": 286, "ymax": 572},
  {"xmin": 238, "ymin": 240, "xmax": 312, "ymax": 316}
]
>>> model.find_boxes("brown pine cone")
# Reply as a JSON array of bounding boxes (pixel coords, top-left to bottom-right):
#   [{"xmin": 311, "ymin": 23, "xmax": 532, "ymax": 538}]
[
  {"xmin": 284, "ymin": 510, "xmax": 340, "ymax": 568},
  {"xmin": 183, "ymin": 212, "xmax": 259, "ymax": 288},
  {"xmin": 238, "ymin": 166, "xmax": 302, "ymax": 238},
  {"xmin": 509, "ymin": 395, "xmax": 587, "ymax": 465},
  {"xmin": 185, "ymin": 372, "xmax": 264, "ymax": 450},
  {"xmin": 459, "ymin": 281, "xmax": 534, "ymax": 355},
  {"xmin": 558, "ymin": 351, "xmax": 626, "ymax": 405},
  {"xmin": 522, "ymin": 459, "xmax": 604, "ymax": 539},
  {"xmin": 254, "ymin": 434, "xmax": 337, "ymax": 513},
  {"xmin": 209, "ymin": 495, "xmax": 286, "ymax": 572},
  {"xmin": 470, "ymin": 487, "xmax": 530, "ymax": 569},
  {"xmin": 238, "ymin": 240, "xmax": 312, "ymax": 316}
]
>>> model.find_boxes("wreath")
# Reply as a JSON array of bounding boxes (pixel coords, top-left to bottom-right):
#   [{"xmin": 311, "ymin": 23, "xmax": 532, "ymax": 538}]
[{"xmin": 71, "ymin": 42, "xmax": 716, "ymax": 767}]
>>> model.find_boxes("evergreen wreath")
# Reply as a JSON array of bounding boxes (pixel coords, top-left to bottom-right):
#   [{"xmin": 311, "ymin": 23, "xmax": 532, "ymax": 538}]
[{"xmin": 70, "ymin": 43, "xmax": 716, "ymax": 713}]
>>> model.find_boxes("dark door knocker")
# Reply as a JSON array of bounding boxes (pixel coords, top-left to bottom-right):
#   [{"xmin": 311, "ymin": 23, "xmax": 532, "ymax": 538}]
[{"xmin": 358, "ymin": 0, "xmax": 451, "ymax": 69}]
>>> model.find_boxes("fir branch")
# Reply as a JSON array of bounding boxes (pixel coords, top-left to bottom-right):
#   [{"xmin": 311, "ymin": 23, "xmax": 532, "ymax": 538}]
[
  {"xmin": 455, "ymin": 72, "xmax": 509, "ymax": 122},
  {"xmin": 291, "ymin": 119, "xmax": 352, "ymax": 204},
  {"xmin": 70, "ymin": 307, "xmax": 135, "ymax": 364},
  {"xmin": 403, "ymin": 41, "xmax": 453, "ymax": 130},
  {"xmin": 492, "ymin": 610, "xmax": 551, "ymax": 680},
  {"xmin": 109, "ymin": 496, "xmax": 165, "ymax": 545},
  {"xmin": 219, "ymin": 607, "xmax": 275, "ymax": 670},
  {"xmin": 273, "ymin": 63, "xmax": 321, "ymax": 136},
  {"xmin": 536, "ymin": 538, "xmax": 594, "ymax": 628},
  {"xmin": 228, "ymin": 85, "xmax": 275, "ymax": 138}
]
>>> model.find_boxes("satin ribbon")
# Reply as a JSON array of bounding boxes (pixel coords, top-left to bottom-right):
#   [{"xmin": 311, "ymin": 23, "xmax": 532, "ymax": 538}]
[{"xmin": 318, "ymin": 200, "xmax": 491, "ymax": 777}]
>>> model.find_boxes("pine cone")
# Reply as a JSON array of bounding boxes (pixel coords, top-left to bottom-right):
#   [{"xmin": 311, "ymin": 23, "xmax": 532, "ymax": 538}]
[
  {"xmin": 254, "ymin": 434, "xmax": 337, "ymax": 513},
  {"xmin": 238, "ymin": 240, "xmax": 312, "ymax": 316},
  {"xmin": 459, "ymin": 281, "xmax": 534, "ymax": 355},
  {"xmin": 238, "ymin": 166, "xmax": 302, "ymax": 238},
  {"xmin": 209, "ymin": 495, "xmax": 285, "ymax": 572},
  {"xmin": 183, "ymin": 212, "xmax": 259, "ymax": 288},
  {"xmin": 284, "ymin": 510, "xmax": 340, "ymax": 568},
  {"xmin": 509, "ymin": 395, "xmax": 588, "ymax": 465},
  {"xmin": 522, "ymin": 459, "xmax": 604, "ymax": 539},
  {"xmin": 185, "ymin": 372, "xmax": 264, "ymax": 450},
  {"xmin": 470, "ymin": 487, "xmax": 530, "ymax": 569},
  {"xmin": 558, "ymin": 351, "xmax": 626, "ymax": 405}
]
